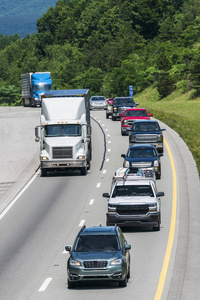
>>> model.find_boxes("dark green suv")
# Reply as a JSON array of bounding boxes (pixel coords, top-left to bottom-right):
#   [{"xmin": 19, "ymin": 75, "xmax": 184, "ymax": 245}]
[{"xmin": 65, "ymin": 225, "xmax": 131, "ymax": 288}]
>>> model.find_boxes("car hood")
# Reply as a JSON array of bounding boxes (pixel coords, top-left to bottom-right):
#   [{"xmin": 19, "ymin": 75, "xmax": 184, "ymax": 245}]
[
  {"xmin": 71, "ymin": 251, "xmax": 121, "ymax": 260},
  {"xmin": 123, "ymin": 116, "xmax": 150, "ymax": 121}
]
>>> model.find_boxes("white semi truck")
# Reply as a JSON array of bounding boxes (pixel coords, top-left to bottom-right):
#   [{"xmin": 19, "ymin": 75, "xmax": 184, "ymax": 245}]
[{"xmin": 35, "ymin": 89, "xmax": 92, "ymax": 176}]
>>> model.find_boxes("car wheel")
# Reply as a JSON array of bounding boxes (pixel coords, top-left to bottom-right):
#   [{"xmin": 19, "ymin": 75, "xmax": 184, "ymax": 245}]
[
  {"xmin": 127, "ymin": 266, "xmax": 130, "ymax": 279},
  {"xmin": 112, "ymin": 116, "xmax": 116, "ymax": 121},
  {"xmin": 119, "ymin": 275, "xmax": 127, "ymax": 287},
  {"xmin": 68, "ymin": 280, "xmax": 76, "ymax": 288}
]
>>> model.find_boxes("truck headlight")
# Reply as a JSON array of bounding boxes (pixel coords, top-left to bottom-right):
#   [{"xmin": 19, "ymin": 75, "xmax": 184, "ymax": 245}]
[
  {"xmin": 157, "ymin": 134, "xmax": 163, "ymax": 142},
  {"xmin": 123, "ymin": 120, "xmax": 128, "ymax": 124},
  {"xmin": 108, "ymin": 205, "xmax": 116, "ymax": 213},
  {"xmin": 114, "ymin": 107, "xmax": 117, "ymax": 111},
  {"xmin": 124, "ymin": 161, "xmax": 129, "ymax": 168},
  {"xmin": 77, "ymin": 155, "xmax": 86, "ymax": 159},
  {"xmin": 107, "ymin": 106, "xmax": 112, "ymax": 111},
  {"xmin": 40, "ymin": 156, "xmax": 48, "ymax": 160},
  {"xmin": 70, "ymin": 260, "xmax": 81, "ymax": 266},
  {"xmin": 154, "ymin": 160, "xmax": 159, "ymax": 167},
  {"xmin": 111, "ymin": 258, "xmax": 122, "ymax": 265},
  {"xmin": 149, "ymin": 203, "xmax": 158, "ymax": 212},
  {"xmin": 129, "ymin": 135, "xmax": 136, "ymax": 142}
]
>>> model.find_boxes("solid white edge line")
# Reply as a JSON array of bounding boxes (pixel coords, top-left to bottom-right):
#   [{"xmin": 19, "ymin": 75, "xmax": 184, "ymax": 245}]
[
  {"xmin": 38, "ymin": 277, "xmax": 52, "ymax": 292},
  {"xmin": 0, "ymin": 171, "xmax": 39, "ymax": 221}
]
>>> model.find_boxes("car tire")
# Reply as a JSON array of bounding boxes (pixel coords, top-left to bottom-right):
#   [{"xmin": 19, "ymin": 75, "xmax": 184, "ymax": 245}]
[
  {"xmin": 119, "ymin": 275, "xmax": 127, "ymax": 287},
  {"xmin": 68, "ymin": 280, "xmax": 76, "ymax": 289},
  {"xmin": 106, "ymin": 114, "xmax": 109, "ymax": 119},
  {"xmin": 127, "ymin": 266, "xmax": 130, "ymax": 279},
  {"xmin": 112, "ymin": 116, "xmax": 116, "ymax": 121}
]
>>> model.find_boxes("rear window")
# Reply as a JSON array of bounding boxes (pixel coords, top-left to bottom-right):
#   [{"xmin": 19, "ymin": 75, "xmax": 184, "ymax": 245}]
[{"xmin": 75, "ymin": 235, "xmax": 120, "ymax": 252}]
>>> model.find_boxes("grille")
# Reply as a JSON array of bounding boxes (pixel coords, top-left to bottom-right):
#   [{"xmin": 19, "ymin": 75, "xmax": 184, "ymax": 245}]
[
  {"xmin": 83, "ymin": 261, "xmax": 108, "ymax": 269},
  {"xmin": 136, "ymin": 134, "xmax": 157, "ymax": 142},
  {"xmin": 131, "ymin": 162, "xmax": 152, "ymax": 168},
  {"xmin": 116, "ymin": 205, "xmax": 149, "ymax": 215},
  {"xmin": 52, "ymin": 147, "xmax": 73, "ymax": 159},
  {"xmin": 128, "ymin": 120, "xmax": 134, "ymax": 126}
]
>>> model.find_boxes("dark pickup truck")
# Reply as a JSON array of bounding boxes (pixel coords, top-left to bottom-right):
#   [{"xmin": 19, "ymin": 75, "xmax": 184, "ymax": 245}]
[{"xmin": 111, "ymin": 97, "xmax": 139, "ymax": 121}]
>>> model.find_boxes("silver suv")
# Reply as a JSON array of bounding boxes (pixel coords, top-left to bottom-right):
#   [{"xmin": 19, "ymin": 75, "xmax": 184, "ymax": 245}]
[{"xmin": 103, "ymin": 168, "xmax": 164, "ymax": 231}]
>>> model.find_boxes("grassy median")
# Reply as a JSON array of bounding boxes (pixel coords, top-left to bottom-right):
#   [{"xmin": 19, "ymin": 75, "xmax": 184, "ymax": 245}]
[{"xmin": 134, "ymin": 87, "xmax": 200, "ymax": 175}]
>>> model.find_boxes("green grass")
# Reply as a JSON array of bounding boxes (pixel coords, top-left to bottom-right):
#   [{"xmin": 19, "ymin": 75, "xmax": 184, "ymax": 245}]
[{"xmin": 134, "ymin": 87, "xmax": 200, "ymax": 175}]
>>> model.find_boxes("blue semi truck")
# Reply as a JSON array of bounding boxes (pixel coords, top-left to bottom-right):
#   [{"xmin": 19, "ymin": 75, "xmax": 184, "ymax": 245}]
[{"xmin": 21, "ymin": 72, "xmax": 53, "ymax": 107}]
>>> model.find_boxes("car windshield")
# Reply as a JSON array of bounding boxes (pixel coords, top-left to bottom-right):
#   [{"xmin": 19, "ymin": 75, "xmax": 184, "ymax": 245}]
[
  {"xmin": 45, "ymin": 124, "xmax": 81, "ymax": 137},
  {"xmin": 132, "ymin": 122, "xmax": 160, "ymax": 132},
  {"xmin": 125, "ymin": 110, "xmax": 147, "ymax": 117},
  {"xmin": 114, "ymin": 98, "xmax": 135, "ymax": 105},
  {"xmin": 75, "ymin": 235, "xmax": 120, "ymax": 252},
  {"xmin": 112, "ymin": 185, "xmax": 154, "ymax": 197},
  {"xmin": 91, "ymin": 96, "xmax": 105, "ymax": 101},
  {"xmin": 127, "ymin": 148, "xmax": 157, "ymax": 158}
]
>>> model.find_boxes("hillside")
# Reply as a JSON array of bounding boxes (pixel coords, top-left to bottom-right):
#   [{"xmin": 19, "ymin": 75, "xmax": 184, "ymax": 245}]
[{"xmin": 0, "ymin": 0, "xmax": 57, "ymax": 37}]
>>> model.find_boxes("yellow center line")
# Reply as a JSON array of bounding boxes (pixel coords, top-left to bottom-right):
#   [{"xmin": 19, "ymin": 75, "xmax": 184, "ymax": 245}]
[{"xmin": 154, "ymin": 137, "xmax": 177, "ymax": 300}]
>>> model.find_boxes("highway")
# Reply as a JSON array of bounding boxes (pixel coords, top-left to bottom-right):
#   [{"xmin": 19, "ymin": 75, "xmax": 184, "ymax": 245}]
[{"xmin": 0, "ymin": 107, "xmax": 199, "ymax": 300}]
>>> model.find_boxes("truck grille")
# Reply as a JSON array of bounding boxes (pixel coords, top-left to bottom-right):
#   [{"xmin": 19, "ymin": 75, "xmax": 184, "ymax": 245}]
[
  {"xmin": 116, "ymin": 205, "xmax": 149, "ymax": 215},
  {"xmin": 131, "ymin": 162, "xmax": 152, "ymax": 168},
  {"xmin": 135, "ymin": 134, "xmax": 157, "ymax": 142},
  {"xmin": 83, "ymin": 261, "xmax": 108, "ymax": 269},
  {"xmin": 52, "ymin": 147, "xmax": 73, "ymax": 159}
]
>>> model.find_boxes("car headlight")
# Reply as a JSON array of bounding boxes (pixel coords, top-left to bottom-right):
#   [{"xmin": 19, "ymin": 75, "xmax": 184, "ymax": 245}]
[
  {"xmin": 40, "ymin": 156, "xmax": 48, "ymax": 160},
  {"xmin": 154, "ymin": 160, "xmax": 159, "ymax": 167},
  {"xmin": 70, "ymin": 259, "xmax": 81, "ymax": 266},
  {"xmin": 111, "ymin": 258, "xmax": 122, "ymax": 266},
  {"xmin": 123, "ymin": 120, "xmax": 128, "ymax": 124}
]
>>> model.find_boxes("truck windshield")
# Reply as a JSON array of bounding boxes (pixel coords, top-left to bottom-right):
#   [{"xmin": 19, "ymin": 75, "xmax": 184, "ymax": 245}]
[
  {"xmin": 132, "ymin": 122, "xmax": 160, "ymax": 132},
  {"xmin": 34, "ymin": 84, "xmax": 52, "ymax": 92},
  {"xmin": 45, "ymin": 124, "xmax": 81, "ymax": 137},
  {"xmin": 75, "ymin": 235, "xmax": 120, "ymax": 252},
  {"xmin": 127, "ymin": 148, "xmax": 157, "ymax": 158},
  {"xmin": 112, "ymin": 185, "xmax": 154, "ymax": 197},
  {"xmin": 114, "ymin": 98, "xmax": 135, "ymax": 105}
]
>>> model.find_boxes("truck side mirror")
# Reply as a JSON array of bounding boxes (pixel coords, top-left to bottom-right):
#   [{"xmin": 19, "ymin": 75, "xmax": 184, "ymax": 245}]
[
  {"xmin": 35, "ymin": 126, "xmax": 40, "ymax": 142},
  {"xmin": 103, "ymin": 193, "xmax": 110, "ymax": 198},
  {"xmin": 121, "ymin": 154, "xmax": 125, "ymax": 158},
  {"xmin": 156, "ymin": 192, "xmax": 164, "ymax": 197},
  {"xmin": 65, "ymin": 246, "xmax": 71, "ymax": 252}
]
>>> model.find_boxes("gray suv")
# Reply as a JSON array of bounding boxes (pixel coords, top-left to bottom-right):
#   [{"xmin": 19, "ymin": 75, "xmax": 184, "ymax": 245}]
[{"xmin": 65, "ymin": 225, "xmax": 131, "ymax": 288}]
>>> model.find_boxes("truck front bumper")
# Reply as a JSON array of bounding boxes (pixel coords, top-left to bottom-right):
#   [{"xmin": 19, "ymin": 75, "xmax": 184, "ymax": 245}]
[
  {"xmin": 106, "ymin": 212, "xmax": 160, "ymax": 227},
  {"xmin": 41, "ymin": 159, "xmax": 87, "ymax": 169}
]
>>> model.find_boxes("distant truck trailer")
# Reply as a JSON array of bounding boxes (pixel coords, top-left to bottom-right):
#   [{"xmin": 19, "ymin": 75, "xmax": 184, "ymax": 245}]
[{"xmin": 21, "ymin": 72, "xmax": 53, "ymax": 107}]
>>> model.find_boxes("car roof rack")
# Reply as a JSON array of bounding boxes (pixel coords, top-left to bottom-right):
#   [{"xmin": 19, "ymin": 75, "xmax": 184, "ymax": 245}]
[{"xmin": 113, "ymin": 167, "xmax": 155, "ymax": 181}]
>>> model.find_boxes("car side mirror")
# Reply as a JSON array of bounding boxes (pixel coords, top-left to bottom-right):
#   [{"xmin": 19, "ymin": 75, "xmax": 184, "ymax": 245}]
[
  {"xmin": 65, "ymin": 246, "xmax": 71, "ymax": 252},
  {"xmin": 103, "ymin": 193, "xmax": 110, "ymax": 198},
  {"xmin": 125, "ymin": 244, "xmax": 131, "ymax": 250},
  {"xmin": 156, "ymin": 192, "xmax": 164, "ymax": 197},
  {"xmin": 121, "ymin": 154, "xmax": 125, "ymax": 158},
  {"xmin": 158, "ymin": 153, "xmax": 163, "ymax": 157}
]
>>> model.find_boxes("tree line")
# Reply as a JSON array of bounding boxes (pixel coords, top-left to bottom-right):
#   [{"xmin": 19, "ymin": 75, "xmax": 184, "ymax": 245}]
[{"xmin": 0, "ymin": 0, "xmax": 200, "ymax": 105}]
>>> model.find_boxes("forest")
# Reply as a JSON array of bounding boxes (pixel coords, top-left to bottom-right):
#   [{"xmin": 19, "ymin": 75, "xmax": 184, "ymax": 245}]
[{"xmin": 0, "ymin": 0, "xmax": 200, "ymax": 105}]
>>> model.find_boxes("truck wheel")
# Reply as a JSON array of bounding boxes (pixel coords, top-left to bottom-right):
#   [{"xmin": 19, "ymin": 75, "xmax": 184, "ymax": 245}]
[
  {"xmin": 112, "ymin": 116, "xmax": 116, "ymax": 121},
  {"xmin": 156, "ymin": 172, "xmax": 161, "ymax": 180},
  {"xmin": 121, "ymin": 129, "xmax": 125, "ymax": 136},
  {"xmin": 153, "ymin": 222, "xmax": 160, "ymax": 231},
  {"xmin": 80, "ymin": 167, "xmax": 87, "ymax": 175},
  {"xmin": 106, "ymin": 113, "xmax": 109, "ymax": 119},
  {"xmin": 41, "ymin": 168, "xmax": 47, "ymax": 177},
  {"xmin": 87, "ymin": 159, "xmax": 91, "ymax": 170}
]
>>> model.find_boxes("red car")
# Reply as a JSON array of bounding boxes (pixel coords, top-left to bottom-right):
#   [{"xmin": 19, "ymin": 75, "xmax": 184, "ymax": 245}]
[{"xmin": 121, "ymin": 108, "xmax": 153, "ymax": 135}]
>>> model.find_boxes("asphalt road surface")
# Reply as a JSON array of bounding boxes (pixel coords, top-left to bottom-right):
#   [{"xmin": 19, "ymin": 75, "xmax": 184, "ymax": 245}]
[{"xmin": 0, "ymin": 107, "xmax": 199, "ymax": 300}]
